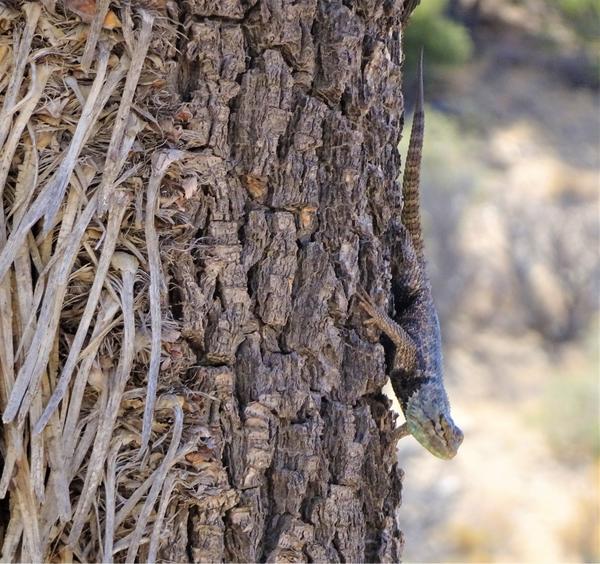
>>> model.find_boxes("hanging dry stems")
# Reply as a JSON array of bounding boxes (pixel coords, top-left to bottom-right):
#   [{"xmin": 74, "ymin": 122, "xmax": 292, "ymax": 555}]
[{"xmin": 0, "ymin": 2, "xmax": 228, "ymax": 561}]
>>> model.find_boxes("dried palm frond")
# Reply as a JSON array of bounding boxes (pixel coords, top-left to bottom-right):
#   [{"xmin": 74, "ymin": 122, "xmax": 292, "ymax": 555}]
[{"xmin": 0, "ymin": 2, "xmax": 227, "ymax": 561}]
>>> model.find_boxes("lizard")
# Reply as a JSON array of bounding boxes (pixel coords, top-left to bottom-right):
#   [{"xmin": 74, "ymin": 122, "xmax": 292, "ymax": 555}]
[{"xmin": 357, "ymin": 51, "xmax": 463, "ymax": 460}]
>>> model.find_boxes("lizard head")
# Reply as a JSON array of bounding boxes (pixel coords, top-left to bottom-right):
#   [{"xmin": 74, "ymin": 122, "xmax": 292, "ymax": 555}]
[{"xmin": 404, "ymin": 380, "xmax": 463, "ymax": 459}]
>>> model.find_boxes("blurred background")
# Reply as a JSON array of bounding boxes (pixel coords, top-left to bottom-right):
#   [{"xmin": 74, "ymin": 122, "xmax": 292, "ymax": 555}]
[{"xmin": 393, "ymin": 0, "xmax": 599, "ymax": 561}]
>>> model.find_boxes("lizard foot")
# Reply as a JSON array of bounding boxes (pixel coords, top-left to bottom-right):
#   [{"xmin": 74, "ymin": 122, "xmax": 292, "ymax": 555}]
[
  {"xmin": 356, "ymin": 285, "xmax": 382, "ymax": 320},
  {"xmin": 391, "ymin": 422, "xmax": 410, "ymax": 443}
]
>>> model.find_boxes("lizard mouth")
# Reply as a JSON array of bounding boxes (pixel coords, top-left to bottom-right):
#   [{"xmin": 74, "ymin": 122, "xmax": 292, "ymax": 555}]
[{"xmin": 407, "ymin": 419, "xmax": 461, "ymax": 460}]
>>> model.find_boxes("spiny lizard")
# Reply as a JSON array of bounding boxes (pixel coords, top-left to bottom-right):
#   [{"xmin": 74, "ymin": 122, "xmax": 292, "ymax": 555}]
[{"xmin": 358, "ymin": 52, "xmax": 463, "ymax": 459}]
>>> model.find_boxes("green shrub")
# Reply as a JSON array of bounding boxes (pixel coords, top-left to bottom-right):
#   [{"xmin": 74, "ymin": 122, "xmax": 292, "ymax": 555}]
[
  {"xmin": 404, "ymin": 0, "xmax": 473, "ymax": 68},
  {"xmin": 555, "ymin": 0, "xmax": 600, "ymax": 42}
]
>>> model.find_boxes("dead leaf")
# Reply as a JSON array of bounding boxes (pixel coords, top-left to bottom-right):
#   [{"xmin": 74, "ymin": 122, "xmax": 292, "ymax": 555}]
[
  {"xmin": 64, "ymin": 0, "xmax": 96, "ymax": 21},
  {"xmin": 102, "ymin": 10, "xmax": 121, "ymax": 29},
  {"xmin": 240, "ymin": 174, "xmax": 267, "ymax": 200},
  {"xmin": 64, "ymin": 0, "xmax": 121, "ymax": 29},
  {"xmin": 182, "ymin": 176, "xmax": 198, "ymax": 200},
  {"xmin": 174, "ymin": 105, "xmax": 193, "ymax": 123},
  {"xmin": 299, "ymin": 204, "xmax": 318, "ymax": 229}
]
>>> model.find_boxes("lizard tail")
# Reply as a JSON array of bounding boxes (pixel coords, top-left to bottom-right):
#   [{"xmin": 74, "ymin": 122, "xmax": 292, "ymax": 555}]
[{"xmin": 401, "ymin": 48, "xmax": 425, "ymax": 259}]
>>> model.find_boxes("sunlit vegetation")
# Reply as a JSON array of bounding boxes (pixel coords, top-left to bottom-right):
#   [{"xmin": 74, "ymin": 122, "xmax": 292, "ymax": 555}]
[
  {"xmin": 403, "ymin": 0, "xmax": 473, "ymax": 69},
  {"xmin": 550, "ymin": 0, "xmax": 600, "ymax": 43}
]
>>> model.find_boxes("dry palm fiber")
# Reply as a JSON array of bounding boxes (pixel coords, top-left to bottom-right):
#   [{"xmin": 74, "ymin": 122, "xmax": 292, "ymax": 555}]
[{"xmin": 0, "ymin": 2, "xmax": 235, "ymax": 561}]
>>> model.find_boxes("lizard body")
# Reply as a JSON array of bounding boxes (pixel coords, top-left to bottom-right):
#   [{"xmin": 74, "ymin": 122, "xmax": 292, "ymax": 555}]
[{"xmin": 358, "ymin": 52, "xmax": 463, "ymax": 459}]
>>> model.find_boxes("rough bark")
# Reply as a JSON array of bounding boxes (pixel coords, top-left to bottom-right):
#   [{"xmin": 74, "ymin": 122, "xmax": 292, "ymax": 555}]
[
  {"xmin": 174, "ymin": 2, "xmax": 407, "ymax": 560},
  {"xmin": 0, "ymin": 0, "xmax": 408, "ymax": 561}
]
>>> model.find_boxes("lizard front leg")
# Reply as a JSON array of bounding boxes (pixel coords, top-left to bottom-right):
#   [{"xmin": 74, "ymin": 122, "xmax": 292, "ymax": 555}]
[
  {"xmin": 391, "ymin": 422, "xmax": 410, "ymax": 442},
  {"xmin": 357, "ymin": 288, "xmax": 417, "ymax": 443}
]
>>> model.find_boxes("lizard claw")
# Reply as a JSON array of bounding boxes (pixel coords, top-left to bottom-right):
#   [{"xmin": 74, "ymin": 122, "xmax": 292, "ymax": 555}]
[{"xmin": 355, "ymin": 284, "xmax": 381, "ymax": 319}]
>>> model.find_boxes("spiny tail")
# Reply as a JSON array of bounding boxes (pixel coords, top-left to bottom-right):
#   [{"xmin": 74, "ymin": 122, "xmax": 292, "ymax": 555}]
[{"xmin": 401, "ymin": 49, "xmax": 425, "ymax": 259}]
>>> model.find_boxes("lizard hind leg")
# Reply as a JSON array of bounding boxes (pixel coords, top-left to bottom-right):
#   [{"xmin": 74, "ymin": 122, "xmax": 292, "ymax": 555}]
[
  {"xmin": 356, "ymin": 285, "xmax": 417, "ymax": 362},
  {"xmin": 356, "ymin": 285, "xmax": 382, "ymax": 318}
]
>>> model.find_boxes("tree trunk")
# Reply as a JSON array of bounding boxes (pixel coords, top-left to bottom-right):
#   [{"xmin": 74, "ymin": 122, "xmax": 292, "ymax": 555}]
[{"xmin": 0, "ymin": 0, "xmax": 407, "ymax": 561}]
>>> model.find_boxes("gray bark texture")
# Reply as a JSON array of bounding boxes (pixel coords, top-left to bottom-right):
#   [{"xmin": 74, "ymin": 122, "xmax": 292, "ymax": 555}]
[
  {"xmin": 0, "ymin": 0, "xmax": 408, "ymax": 561},
  {"xmin": 162, "ymin": 1, "xmax": 406, "ymax": 560}
]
